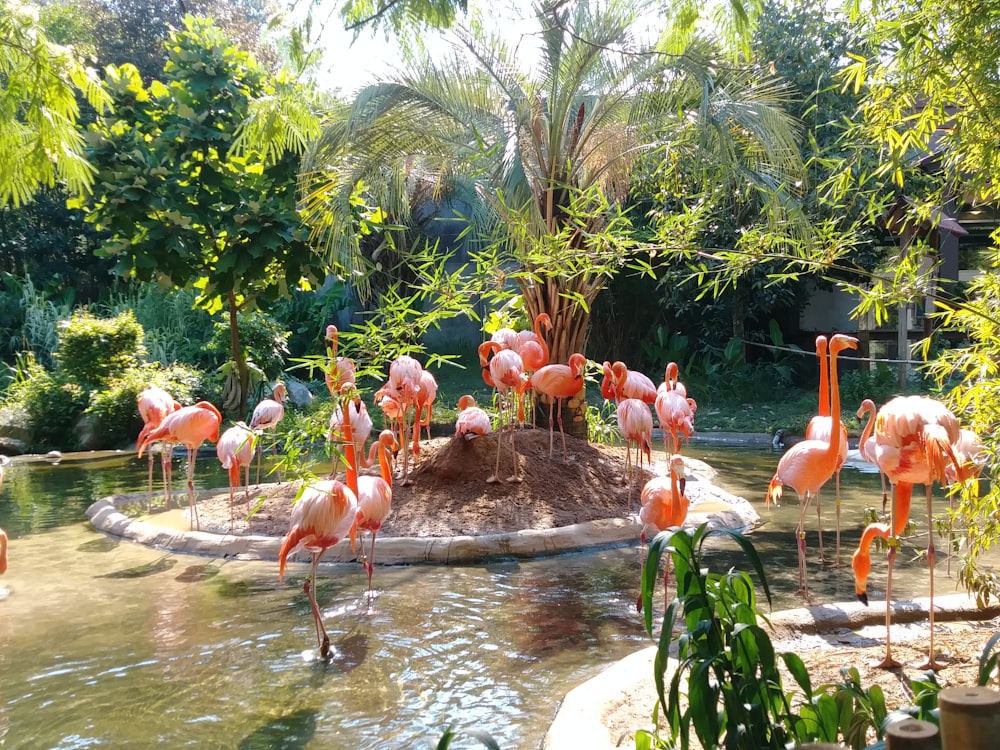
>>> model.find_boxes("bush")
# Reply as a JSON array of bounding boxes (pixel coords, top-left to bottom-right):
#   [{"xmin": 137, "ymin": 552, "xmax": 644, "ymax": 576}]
[
  {"xmin": 5, "ymin": 357, "xmax": 88, "ymax": 451},
  {"xmin": 84, "ymin": 364, "xmax": 205, "ymax": 448},
  {"xmin": 54, "ymin": 310, "xmax": 145, "ymax": 386},
  {"xmin": 206, "ymin": 311, "xmax": 290, "ymax": 379},
  {"xmin": 839, "ymin": 363, "xmax": 899, "ymax": 407}
]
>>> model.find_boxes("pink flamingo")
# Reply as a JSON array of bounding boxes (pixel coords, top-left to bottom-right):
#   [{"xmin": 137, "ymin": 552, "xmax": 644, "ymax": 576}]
[
  {"xmin": 616, "ymin": 397, "xmax": 653, "ymax": 509},
  {"xmin": 137, "ymin": 401, "xmax": 222, "ymax": 531},
  {"xmin": 249, "ymin": 382, "xmax": 287, "ymax": 484},
  {"xmin": 944, "ymin": 427, "xmax": 986, "ymax": 574},
  {"xmin": 385, "ymin": 355, "xmax": 423, "ymax": 486},
  {"xmin": 355, "ymin": 429, "xmax": 398, "ymax": 599},
  {"xmin": 518, "ymin": 313, "xmax": 552, "ymax": 372},
  {"xmin": 490, "ymin": 326, "xmax": 521, "ymax": 353},
  {"xmin": 528, "ymin": 353, "xmax": 588, "ymax": 460},
  {"xmin": 136, "ymin": 385, "xmax": 181, "ymax": 506},
  {"xmin": 853, "ymin": 394, "xmax": 968, "ymax": 669},
  {"xmin": 479, "ymin": 341, "xmax": 527, "ymax": 483},
  {"xmin": 804, "ymin": 335, "xmax": 849, "ymax": 564},
  {"xmin": 324, "ymin": 325, "xmax": 356, "ymax": 396},
  {"xmin": 455, "ymin": 395, "xmax": 492, "ymax": 439},
  {"xmin": 654, "ymin": 365, "xmax": 695, "ymax": 457},
  {"xmin": 637, "ymin": 455, "xmax": 690, "ymax": 609},
  {"xmin": 0, "ymin": 527, "xmax": 7, "ymax": 575},
  {"xmin": 216, "ymin": 421, "xmax": 256, "ymax": 531},
  {"xmin": 766, "ymin": 333, "xmax": 857, "ymax": 599},
  {"xmin": 413, "ymin": 369, "xmax": 439, "ymax": 448},
  {"xmin": 610, "ymin": 361, "xmax": 657, "ymax": 404},
  {"xmin": 857, "ymin": 399, "xmax": 889, "ymax": 512},
  {"xmin": 328, "ymin": 397, "xmax": 374, "ymax": 476}
]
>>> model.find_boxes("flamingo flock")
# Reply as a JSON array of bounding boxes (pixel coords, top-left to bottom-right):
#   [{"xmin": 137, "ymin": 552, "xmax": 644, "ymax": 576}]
[{"xmin": 119, "ymin": 317, "xmax": 986, "ymax": 671}]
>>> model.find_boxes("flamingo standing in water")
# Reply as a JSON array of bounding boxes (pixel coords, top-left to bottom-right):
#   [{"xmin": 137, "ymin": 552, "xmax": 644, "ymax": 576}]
[
  {"xmin": 324, "ymin": 324, "xmax": 356, "ymax": 396},
  {"xmin": 528, "ymin": 353, "xmax": 588, "ymax": 459},
  {"xmin": 136, "ymin": 385, "xmax": 181, "ymax": 506},
  {"xmin": 216, "ymin": 421, "xmax": 256, "ymax": 531},
  {"xmin": 455, "ymin": 395, "xmax": 492, "ymax": 440},
  {"xmin": 654, "ymin": 363, "xmax": 695, "ymax": 457},
  {"xmin": 355, "ymin": 429, "xmax": 398, "ymax": 600},
  {"xmin": 857, "ymin": 399, "xmax": 889, "ymax": 512},
  {"xmin": 852, "ymin": 394, "xmax": 968, "ymax": 669},
  {"xmin": 804, "ymin": 336, "xmax": 849, "ymax": 564},
  {"xmin": 137, "ymin": 401, "xmax": 222, "ymax": 531},
  {"xmin": 766, "ymin": 333, "xmax": 857, "ymax": 599},
  {"xmin": 479, "ymin": 341, "xmax": 527, "ymax": 483},
  {"xmin": 637, "ymin": 455, "xmax": 690, "ymax": 609},
  {"xmin": 249, "ymin": 382, "xmax": 287, "ymax": 484}
]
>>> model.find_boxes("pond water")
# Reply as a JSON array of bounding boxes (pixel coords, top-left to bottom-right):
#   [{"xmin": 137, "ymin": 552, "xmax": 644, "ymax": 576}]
[{"xmin": 0, "ymin": 442, "xmax": 971, "ymax": 748}]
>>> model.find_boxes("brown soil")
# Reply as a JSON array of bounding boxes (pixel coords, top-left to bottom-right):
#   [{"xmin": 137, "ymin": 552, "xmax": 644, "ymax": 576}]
[{"xmin": 193, "ymin": 429, "xmax": 1000, "ymax": 720}]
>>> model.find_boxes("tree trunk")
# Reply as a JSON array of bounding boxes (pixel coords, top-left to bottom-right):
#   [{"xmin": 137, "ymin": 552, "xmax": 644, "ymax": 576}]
[
  {"xmin": 228, "ymin": 291, "xmax": 249, "ymax": 418},
  {"xmin": 522, "ymin": 277, "xmax": 590, "ymax": 440}
]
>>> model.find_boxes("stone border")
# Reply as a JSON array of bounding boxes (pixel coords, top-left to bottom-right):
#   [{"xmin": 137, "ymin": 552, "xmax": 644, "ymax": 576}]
[{"xmin": 85, "ymin": 472, "xmax": 760, "ymax": 565}]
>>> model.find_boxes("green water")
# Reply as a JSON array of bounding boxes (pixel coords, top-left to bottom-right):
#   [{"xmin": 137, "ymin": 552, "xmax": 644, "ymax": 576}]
[{"xmin": 0, "ymin": 444, "xmax": 968, "ymax": 748}]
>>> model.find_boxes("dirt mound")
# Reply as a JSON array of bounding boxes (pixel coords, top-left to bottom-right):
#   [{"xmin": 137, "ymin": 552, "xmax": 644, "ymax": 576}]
[{"xmin": 194, "ymin": 429, "xmax": 652, "ymax": 538}]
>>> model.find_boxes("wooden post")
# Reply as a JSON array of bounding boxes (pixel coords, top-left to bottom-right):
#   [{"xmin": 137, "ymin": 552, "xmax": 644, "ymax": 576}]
[
  {"xmin": 886, "ymin": 719, "xmax": 940, "ymax": 750},
  {"xmin": 939, "ymin": 685, "xmax": 1000, "ymax": 750}
]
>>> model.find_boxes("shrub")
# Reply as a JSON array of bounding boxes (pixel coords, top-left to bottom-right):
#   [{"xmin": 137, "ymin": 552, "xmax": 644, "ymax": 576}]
[
  {"xmin": 54, "ymin": 310, "xmax": 145, "ymax": 386},
  {"xmin": 206, "ymin": 311, "xmax": 290, "ymax": 379},
  {"xmin": 7, "ymin": 362, "xmax": 88, "ymax": 451}
]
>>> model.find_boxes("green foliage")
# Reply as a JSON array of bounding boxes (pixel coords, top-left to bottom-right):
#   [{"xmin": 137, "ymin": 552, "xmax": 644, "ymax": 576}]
[
  {"xmin": 207, "ymin": 312, "xmax": 290, "ymax": 379},
  {"xmin": 54, "ymin": 310, "xmax": 145, "ymax": 386},
  {"xmin": 0, "ymin": 273, "xmax": 75, "ymax": 367},
  {"xmin": 3, "ymin": 354, "xmax": 87, "ymax": 450},
  {"xmin": 0, "ymin": 1, "xmax": 111, "ymax": 207},
  {"xmin": 839, "ymin": 364, "xmax": 900, "ymax": 408},
  {"xmin": 83, "ymin": 364, "xmax": 202, "ymax": 448}
]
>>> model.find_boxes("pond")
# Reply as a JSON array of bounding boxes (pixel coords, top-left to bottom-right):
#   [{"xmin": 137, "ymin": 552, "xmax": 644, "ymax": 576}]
[{"xmin": 0, "ymin": 442, "xmax": 965, "ymax": 748}]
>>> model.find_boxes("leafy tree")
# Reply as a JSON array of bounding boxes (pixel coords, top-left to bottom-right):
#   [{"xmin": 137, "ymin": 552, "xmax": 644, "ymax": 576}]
[
  {"xmin": 0, "ymin": 0, "xmax": 110, "ymax": 207},
  {"xmin": 301, "ymin": 0, "xmax": 803, "ymax": 436},
  {"xmin": 73, "ymin": 16, "xmax": 323, "ymax": 416}
]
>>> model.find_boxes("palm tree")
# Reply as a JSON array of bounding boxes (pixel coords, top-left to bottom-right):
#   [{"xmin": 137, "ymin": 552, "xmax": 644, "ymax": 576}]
[{"xmin": 302, "ymin": 0, "xmax": 803, "ymax": 437}]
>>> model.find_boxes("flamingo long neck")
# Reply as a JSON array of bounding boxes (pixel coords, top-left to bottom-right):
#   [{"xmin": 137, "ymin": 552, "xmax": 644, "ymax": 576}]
[
  {"xmin": 533, "ymin": 315, "xmax": 550, "ymax": 364},
  {"xmin": 858, "ymin": 400, "xmax": 875, "ymax": 460},
  {"xmin": 341, "ymin": 402, "xmax": 360, "ymax": 498},
  {"xmin": 378, "ymin": 439, "xmax": 393, "ymax": 485},
  {"xmin": 816, "ymin": 338, "xmax": 829, "ymax": 417},
  {"xmin": 826, "ymin": 343, "xmax": 844, "ymax": 463}
]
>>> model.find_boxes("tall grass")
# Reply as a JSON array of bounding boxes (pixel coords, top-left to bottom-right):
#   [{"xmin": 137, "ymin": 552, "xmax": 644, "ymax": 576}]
[{"xmin": 6, "ymin": 274, "xmax": 73, "ymax": 368}]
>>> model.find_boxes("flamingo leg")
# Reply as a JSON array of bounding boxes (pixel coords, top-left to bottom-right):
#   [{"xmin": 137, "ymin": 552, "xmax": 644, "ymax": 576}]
[
  {"xmin": 919, "ymin": 484, "xmax": 945, "ymax": 670},
  {"xmin": 506, "ymin": 425, "xmax": 521, "ymax": 483},
  {"xmin": 366, "ymin": 530, "xmax": 378, "ymax": 600},
  {"xmin": 186, "ymin": 447, "xmax": 200, "ymax": 531},
  {"xmin": 877, "ymin": 484, "xmax": 902, "ymax": 668},
  {"xmin": 146, "ymin": 452, "xmax": 154, "ymax": 508},
  {"xmin": 797, "ymin": 491, "xmax": 814, "ymax": 600},
  {"xmin": 816, "ymin": 491, "xmax": 825, "ymax": 563},
  {"xmin": 834, "ymin": 469, "xmax": 842, "ymax": 566},
  {"xmin": 546, "ymin": 398, "xmax": 556, "ymax": 458},
  {"xmin": 555, "ymin": 398, "xmax": 567, "ymax": 460},
  {"xmin": 305, "ymin": 553, "xmax": 331, "ymax": 659},
  {"xmin": 162, "ymin": 447, "xmax": 173, "ymax": 509}
]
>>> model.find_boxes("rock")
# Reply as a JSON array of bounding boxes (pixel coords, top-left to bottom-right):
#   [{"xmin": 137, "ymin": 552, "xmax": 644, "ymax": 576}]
[{"xmin": 283, "ymin": 377, "xmax": 313, "ymax": 408}]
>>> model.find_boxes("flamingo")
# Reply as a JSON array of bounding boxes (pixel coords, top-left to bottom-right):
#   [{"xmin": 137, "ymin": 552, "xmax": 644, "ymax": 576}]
[
  {"xmin": 355, "ymin": 429, "xmax": 398, "ymax": 599},
  {"xmin": 637, "ymin": 455, "xmax": 690, "ymax": 609},
  {"xmin": 455, "ymin": 395, "xmax": 492, "ymax": 439},
  {"xmin": 804, "ymin": 336, "xmax": 850, "ymax": 564},
  {"xmin": 328, "ymin": 397, "xmax": 374, "ymax": 477},
  {"xmin": 249, "ymin": 382, "xmax": 287, "ymax": 484},
  {"xmin": 413, "ymin": 369, "xmax": 439, "ymax": 448},
  {"xmin": 528, "ymin": 353, "xmax": 588, "ymax": 459},
  {"xmin": 616, "ymin": 397, "xmax": 653, "ymax": 509},
  {"xmin": 610, "ymin": 361, "xmax": 657, "ymax": 404},
  {"xmin": 490, "ymin": 326, "xmax": 521, "ymax": 353},
  {"xmin": 278, "ymin": 476, "xmax": 358, "ymax": 659},
  {"xmin": 137, "ymin": 401, "xmax": 222, "ymax": 531},
  {"xmin": 658, "ymin": 362, "xmax": 690, "ymax": 399},
  {"xmin": 136, "ymin": 385, "xmax": 181, "ymax": 506},
  {"xmin": 479, "ymin": 341, "xmax": 527, "ymax": 483},
  {"xmin": 654, "ymin": 390, "xmax": 695, "ymax": 457},
  {"xmin": 857, "ymin": 399, "xmax": 889, "ymax": 512},
  {"xmin": 385, "ymin": 355, "xmax": 423, "ymax": 486},
  {"xmin": 0, "ymin": 527, "xmax": 7, "ymax": 575},
  {"xmin": 324, "ymin": 324, "xmax": 356, "ymax": 396},
  {"xmin": 518, "ymin": 313, "xmax": 552, "ymax": 372},
  {"xmin": 215, "ymin": 421, "xmax": 256, "ymax": 531},
  {"xmin": 852, "ymin": 394, "xmax": 968, "ymax": 669},
  {"xmin": 766, "ymin": 333, "xmax": 857, "ymax": 599}
]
